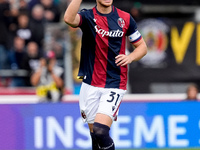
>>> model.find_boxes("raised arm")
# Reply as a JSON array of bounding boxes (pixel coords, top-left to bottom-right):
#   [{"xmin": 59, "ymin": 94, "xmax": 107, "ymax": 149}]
[{"xmin": 63, "ymin": 0, "xmax": 82, "ymax": 27}]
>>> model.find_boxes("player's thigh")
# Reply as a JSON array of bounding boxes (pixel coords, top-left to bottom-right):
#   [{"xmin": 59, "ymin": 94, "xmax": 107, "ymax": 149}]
[
  {"xmin": 79, "ymin": 82, "xmax": 100, "ymax": 123},
  {"xmin": 96, "ymin": 88, "xmax": 126, "ymax": 126},
  {"xmin": 94, "ymin": 113, "xmax": 113, "ymax": 127}
]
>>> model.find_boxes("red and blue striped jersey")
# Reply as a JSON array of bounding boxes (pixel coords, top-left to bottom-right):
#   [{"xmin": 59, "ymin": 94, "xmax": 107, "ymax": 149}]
[{"xmin": 77, "ymin": 6, "xmax": 142, "ymax": 90}]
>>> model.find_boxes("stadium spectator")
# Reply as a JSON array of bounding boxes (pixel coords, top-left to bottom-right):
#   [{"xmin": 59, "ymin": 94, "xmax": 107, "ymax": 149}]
[
  {"xmin": 15, "ymin": 13, "xmax": 32, "ymax": 45},
  {"xmin": 40, "ymin": 0, "xmax": 61, "ymax": 22},
  {"xmin": 0, "ymin": 0, "xmax": 10, "ymax": 46},
  {"xmin": 31, "ymin": 50, "xmax": 64, "ymax": 102},
  {"xmin": 22, "ymin": 41, "xmax": 42, "ymax": 86},
  {"xmin": 9, "ymin": 0, "xmax": 29, "ymax": 14},
  {"xmin": 0, "ymin": 0, "xmax": 11, "ymax": 69},
  {"xmin": 28, "ymin": 0, "xmax": 40, "ymax": 10},
  {"xmin": 186, "ymin": 83, "xmax": 199, "ymax": 101},
  {"xmin": 8, "ymin": 0, "xmax": 21, "ymax": 35},
  {"xmin": 8, "ymin": 36, "xmax": 26, "ymax": 86},
  {"xmin": 52, "ymin": 41, "xmax": 65, "ymax": 67},
  {"xmin": 18, "ymin": 0, "xmax": 29, "ymax": 14},
  {"xmin": 30, "ymin": 4, "xmax": 45, "ymax": 48},
  {"xmin": 130, "ymin": 2, "xmax": 143, "ymax": 22},
  {"xmin": 8, "ymin": 36, "xmax": 26, "ymax": 70}
]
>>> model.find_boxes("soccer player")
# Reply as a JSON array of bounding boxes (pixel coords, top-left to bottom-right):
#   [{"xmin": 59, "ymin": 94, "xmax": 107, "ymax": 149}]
[{"xmin": 64, "ymin": 0, "xmax": 147, "ymax": 149}]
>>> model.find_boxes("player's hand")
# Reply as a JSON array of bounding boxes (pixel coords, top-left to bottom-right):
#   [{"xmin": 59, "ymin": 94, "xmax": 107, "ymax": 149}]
[{"xmin": 115, "ymin": 54, "xmax": 132, "ymax": 66}]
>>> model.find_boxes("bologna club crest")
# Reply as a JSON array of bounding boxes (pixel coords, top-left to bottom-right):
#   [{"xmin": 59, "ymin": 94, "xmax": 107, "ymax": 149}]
[
  {"xmin": 81, "ymin": 110, "xmax": 86, "ymax": 119},
  {"xmin": 118, "ymin": 18, "xmax": 125, "ymax": 28}
]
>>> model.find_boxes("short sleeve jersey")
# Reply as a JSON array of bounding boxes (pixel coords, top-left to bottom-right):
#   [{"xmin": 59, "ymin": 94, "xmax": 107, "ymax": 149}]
[{"xmin": 77, "ymin": 6, "xmax": 142, "ymax": 90}]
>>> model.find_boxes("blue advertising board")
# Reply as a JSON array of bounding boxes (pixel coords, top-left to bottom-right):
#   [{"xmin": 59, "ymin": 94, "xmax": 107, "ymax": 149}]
[{"xmin": 0, "ymin": 102, "xmax": 199, "ymax": 149}]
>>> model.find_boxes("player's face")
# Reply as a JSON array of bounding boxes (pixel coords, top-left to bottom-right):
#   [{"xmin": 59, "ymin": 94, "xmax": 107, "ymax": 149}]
[{"xmin": 96, "ymin": 0, "xmax": 113, "ymax": 8}]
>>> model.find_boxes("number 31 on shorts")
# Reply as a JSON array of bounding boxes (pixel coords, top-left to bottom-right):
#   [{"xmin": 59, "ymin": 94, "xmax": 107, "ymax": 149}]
[{"xmin": 107, "ymin": 91, "xmax": 121, "ymax": 106}]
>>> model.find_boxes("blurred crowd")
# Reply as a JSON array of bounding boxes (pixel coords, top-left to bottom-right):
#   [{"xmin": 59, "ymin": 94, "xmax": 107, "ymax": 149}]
[
  {"xmin": 0, "ymin": 0, "xmax": 142, "ymax": 89},
  {"xmin": 0, "ymin": 0, "xmax": 69, "ymax": 87}
]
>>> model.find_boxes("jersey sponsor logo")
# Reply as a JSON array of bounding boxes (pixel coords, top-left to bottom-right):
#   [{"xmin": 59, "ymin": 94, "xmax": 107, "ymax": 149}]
[
  {"xmin": 117, "ymin": 18, "xmax": 125, "ymax": 28},
  {"xmin": 94, "ymin": 25, "xmax": 124, "ymax": 37}
]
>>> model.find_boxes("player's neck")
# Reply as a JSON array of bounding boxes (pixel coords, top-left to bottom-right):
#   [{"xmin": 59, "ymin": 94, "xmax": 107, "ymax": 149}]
[{"xmin": 96, "ymin": 4, "xmax": 112, "ymax": 14}]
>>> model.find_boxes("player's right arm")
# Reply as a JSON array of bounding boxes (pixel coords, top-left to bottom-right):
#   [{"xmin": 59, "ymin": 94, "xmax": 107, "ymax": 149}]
[{"xmin": 63, "ymin": 0, "xmax": 82, "ymax": 27}]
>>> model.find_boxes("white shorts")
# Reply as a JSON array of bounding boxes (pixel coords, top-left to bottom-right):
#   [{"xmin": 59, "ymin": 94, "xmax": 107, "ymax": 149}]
[{"xmin": 79, "ymin": 82, "xmax": 126, "ymax": 124}]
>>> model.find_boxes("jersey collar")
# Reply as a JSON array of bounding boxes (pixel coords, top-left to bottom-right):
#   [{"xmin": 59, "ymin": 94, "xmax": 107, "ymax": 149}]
[{"xmin": 94, "ymin": 5, "xmax": 115, "ymax": 16}]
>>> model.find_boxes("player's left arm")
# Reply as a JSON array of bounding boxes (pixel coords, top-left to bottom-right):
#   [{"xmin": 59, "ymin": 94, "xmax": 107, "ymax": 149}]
[{"xmin": 115, "ymin": 38, "xmax": 147, "ymax": 66}]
